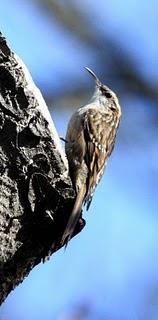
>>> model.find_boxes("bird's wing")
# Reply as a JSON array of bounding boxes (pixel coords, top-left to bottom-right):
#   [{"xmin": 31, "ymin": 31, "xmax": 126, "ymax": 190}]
[{"xmin": 83, "ymin": 108, "xmax": 119, "ymax": 209}]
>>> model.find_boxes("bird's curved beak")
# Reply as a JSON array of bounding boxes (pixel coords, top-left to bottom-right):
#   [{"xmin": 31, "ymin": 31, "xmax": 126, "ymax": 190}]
[{"xmin": 85, "ymin": 67, "xmax": 101, "ymax": 87}]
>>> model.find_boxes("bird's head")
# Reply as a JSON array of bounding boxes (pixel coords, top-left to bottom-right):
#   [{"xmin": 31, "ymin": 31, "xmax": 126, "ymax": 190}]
[{"xmin": 85, "ymin": 67, "xmax": 117, "ymax": 107}]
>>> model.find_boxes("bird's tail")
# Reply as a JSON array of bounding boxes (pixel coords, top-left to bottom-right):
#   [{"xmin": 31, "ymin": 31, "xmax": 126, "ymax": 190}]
[{"xmin": 61, "ymin": 185, "xmax": 86, "ymax": 247}]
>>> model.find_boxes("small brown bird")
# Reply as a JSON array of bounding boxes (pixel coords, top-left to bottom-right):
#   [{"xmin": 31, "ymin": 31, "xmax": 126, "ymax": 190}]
[{"xmin": 61, "ymin": 67, "xmax": 121, "ymax": 246}]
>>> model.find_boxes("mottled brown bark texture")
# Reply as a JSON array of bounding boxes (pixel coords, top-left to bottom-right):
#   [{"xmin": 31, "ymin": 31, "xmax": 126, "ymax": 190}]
[{"xmin": 0, "ymin": 32, "xmax": 85, "ymax": 305}]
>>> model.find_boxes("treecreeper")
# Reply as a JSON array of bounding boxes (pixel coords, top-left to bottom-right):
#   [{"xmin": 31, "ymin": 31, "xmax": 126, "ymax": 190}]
[{"xmin": 61, "ymin": 67, "xmax": 121, "ymax": 246}]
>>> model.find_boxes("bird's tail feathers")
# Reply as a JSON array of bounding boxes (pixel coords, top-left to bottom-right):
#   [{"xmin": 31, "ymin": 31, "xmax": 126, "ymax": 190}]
[{"xmin": 61, "ymin": 185, "xmax": 86, "ymax": 247}]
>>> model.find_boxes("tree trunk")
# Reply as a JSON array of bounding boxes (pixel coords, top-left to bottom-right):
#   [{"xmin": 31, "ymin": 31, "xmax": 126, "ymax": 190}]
[{"xmin": 0, "ymin": 32, "xmax": 85, "ymax": 305}]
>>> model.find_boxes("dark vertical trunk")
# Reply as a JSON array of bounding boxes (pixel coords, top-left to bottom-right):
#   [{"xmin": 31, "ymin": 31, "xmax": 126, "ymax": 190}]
[{"xmin": 0, "ymin": 32, "xmax": 85, "ymax": 305}]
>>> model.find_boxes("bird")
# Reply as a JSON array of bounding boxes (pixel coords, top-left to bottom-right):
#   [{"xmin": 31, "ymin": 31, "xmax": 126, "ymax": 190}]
[{"xmin": 61, "ymin": 67, "xmax": 121, "ymax": 246}]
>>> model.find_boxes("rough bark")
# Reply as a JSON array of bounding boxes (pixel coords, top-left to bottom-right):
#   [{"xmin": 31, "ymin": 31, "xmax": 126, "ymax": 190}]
[{"xmin": 0, "ymin": 32, "xmax": 85, "ymax": 305}]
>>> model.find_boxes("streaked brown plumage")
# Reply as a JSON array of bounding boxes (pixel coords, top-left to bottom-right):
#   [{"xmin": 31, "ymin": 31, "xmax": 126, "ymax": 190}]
[{"xmin": 61, "ymin": 67, "xmax": 121, "ymax": 246}]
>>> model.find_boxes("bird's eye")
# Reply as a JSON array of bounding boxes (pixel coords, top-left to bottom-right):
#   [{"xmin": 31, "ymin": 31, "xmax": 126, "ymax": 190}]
[
  {"xmin": 105, "ymin": 91, "xmax": 112, "ymax": 98},
  {"xmin": 100, "ymin": 87, "xmax": 112, "ymax": 98}
]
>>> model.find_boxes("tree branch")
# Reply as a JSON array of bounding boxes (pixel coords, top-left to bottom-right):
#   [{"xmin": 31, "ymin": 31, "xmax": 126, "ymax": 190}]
[{"xmin": 0, "ymin": 32, "xmax": 85, "ymax": 305}]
